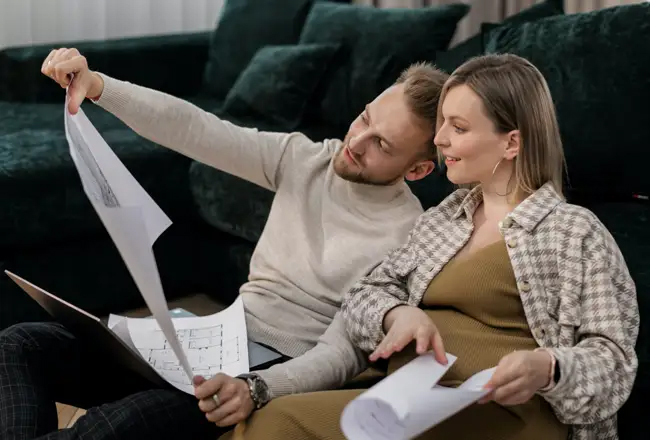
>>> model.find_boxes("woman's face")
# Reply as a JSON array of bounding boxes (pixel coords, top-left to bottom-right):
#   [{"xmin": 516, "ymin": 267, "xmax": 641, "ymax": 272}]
[{"xmin": 434, "ymin": 84, "xmax": 517, "ymax": 188}]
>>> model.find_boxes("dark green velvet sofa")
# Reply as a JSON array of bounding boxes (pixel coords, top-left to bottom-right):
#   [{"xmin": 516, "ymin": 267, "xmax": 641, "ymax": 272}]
[{"xmin": 0, "ymin": 0, "xmax": 648, "ymax": 437}]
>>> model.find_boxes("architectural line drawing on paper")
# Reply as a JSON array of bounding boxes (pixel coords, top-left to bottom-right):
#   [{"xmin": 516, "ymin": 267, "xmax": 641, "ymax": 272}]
[
  {"xmin": 136, "ymin": 325, "xmax": 241, "ymax": 386},
  {"xmin": 67, "ymin": 119, "xmax": 120, "ymax": 208}
]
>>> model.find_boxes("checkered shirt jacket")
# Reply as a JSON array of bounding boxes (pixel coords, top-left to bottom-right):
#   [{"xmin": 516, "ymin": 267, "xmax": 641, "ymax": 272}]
[{"xmin": 341, "ymin": 182, "xmax": 639, "ymax": 440}]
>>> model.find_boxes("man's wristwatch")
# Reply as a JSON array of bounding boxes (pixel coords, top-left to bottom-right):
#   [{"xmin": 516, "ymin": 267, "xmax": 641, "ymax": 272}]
[{"xmin": 237, "ymin": 373, "xmax": 272, "ymax": 409}]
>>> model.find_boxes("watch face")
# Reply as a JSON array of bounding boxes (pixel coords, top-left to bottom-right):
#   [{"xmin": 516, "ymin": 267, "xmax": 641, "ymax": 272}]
[{"xmin": 251, "ymin": 376, "xmax": 271, "ymax": 407}]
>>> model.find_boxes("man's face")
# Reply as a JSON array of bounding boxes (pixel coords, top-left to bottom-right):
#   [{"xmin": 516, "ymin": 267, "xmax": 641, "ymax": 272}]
[{"xmin": 333, "ymin": 83, "xmax": 434, "ymax": 186}]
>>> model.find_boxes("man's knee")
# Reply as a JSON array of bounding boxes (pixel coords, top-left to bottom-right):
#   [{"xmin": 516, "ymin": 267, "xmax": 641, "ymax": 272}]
[
  {"xmin": 0, "ymin": 322, "xmax": 58, "ymax": 348},
  {"xmin": 0, "ymin": 322, "xmax": 73, "ymax": 367},
  {"xmin": 71, "ymin": 389, "xmax": 212, "ymax": 439}
]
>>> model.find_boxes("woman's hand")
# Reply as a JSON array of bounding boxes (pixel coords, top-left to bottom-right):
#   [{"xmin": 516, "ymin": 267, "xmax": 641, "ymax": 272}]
[
  {"xmin": 480, "ymin": 350, "xmax": 553, "ymax": 406},
  {"xmin": 369, "ymin": 305, "xmax": 447, "ymax": 365},
  {"xmin": 41, "ymin": 48, "xmax": 104, "ymax": 114}
]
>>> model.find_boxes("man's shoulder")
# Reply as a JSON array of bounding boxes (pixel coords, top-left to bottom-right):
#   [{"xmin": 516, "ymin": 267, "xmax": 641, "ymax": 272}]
[
  {"xmin": 322, "ymin": 137, "xmax": 343, "ymax": 155},
  {"xmin": 273, "ymin": 134, "xmax": 341, "ymax": 187},
  {"xmin": 280, "ymin": 134, "xmax": 340, "ymax": 168},
  {"xmin": 283, "ymin": 132, "xmax": 340, "ymax": 156}
]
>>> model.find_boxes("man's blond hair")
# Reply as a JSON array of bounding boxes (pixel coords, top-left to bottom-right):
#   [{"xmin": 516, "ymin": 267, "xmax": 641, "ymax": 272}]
[{"xmin": 395, "ymin": 62, "xmax": 449, "ymax": 158}]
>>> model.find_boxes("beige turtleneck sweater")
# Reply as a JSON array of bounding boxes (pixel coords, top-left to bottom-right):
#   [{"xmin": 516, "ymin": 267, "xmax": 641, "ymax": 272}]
[{"xmin": 93, "ymin": 73, "xmax": 424, "ymax": 397}]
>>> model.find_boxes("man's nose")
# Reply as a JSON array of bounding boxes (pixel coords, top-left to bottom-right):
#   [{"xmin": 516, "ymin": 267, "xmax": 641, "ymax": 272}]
[{"xmin": 348, "ymin": 132, "xmax": 368, "ymax": 154}]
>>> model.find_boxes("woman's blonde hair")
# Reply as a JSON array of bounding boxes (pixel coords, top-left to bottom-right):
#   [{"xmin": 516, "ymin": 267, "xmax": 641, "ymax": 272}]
[{"xmin": 436, "ymin": 53, "xmax": 566, "ymax": 197}]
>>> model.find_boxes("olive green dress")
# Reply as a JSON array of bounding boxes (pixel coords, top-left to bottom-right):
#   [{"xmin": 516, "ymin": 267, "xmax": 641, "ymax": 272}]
[{"xmin": 222, "ymin": 240, "xmax": 568, "ymax": 440}]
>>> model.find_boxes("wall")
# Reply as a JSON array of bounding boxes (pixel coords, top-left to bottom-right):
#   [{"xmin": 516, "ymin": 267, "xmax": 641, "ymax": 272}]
[{"xmin": 0, "ymin": 0, "xmax": 224, "ymax": 49}]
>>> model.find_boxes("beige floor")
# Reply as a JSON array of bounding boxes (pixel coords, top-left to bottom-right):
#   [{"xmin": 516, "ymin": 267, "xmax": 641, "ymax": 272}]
[{"xmin": 56, "ymin": 292, "xmax": 226, "ymax": 429}]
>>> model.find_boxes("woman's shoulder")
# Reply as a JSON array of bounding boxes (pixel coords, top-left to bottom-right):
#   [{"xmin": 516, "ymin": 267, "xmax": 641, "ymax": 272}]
[
  {"xmin": 553, "ymin": 200, "xmax": 597, "ymax": 220},
  {"xmin": 548, "ymin": 199, "xmax": 614, "ymax": 244}
]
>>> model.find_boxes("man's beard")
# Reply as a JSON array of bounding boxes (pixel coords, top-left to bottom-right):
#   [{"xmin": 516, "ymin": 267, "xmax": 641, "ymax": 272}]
[{"xmin": 333, "ymin": 144, "xmax": 402, "ymax": 187}]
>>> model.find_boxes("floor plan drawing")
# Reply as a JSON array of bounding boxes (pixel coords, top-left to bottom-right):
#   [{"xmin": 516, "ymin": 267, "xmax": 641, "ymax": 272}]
[
  {"xmin": 135, "ymin": 325, "xmax": 242, "ymax": 386},
  {"xmin": 106, "ymin": 297, "xmax": 249, "ymax": 394}
]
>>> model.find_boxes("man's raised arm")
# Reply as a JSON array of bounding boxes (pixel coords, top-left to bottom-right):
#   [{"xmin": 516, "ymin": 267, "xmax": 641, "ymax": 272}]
[{"xmin": 43, "ymin": 47, "xmax": 299, "ymax": 192}]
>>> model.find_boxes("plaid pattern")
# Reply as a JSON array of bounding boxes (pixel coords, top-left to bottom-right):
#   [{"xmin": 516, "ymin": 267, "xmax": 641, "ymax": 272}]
[
  {"xmin": 0, "ymin": 322, "xmax": 221, "ymax": 440},
  {"xmin": 341, "ymin": 182, "xmax": 639, "ymax": 440}
]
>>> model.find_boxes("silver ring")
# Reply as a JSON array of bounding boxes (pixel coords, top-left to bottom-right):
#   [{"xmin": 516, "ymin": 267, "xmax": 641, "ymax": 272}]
[{"xmin": 212, "ymin": 394, "xmax": 220, "ymax": 407}]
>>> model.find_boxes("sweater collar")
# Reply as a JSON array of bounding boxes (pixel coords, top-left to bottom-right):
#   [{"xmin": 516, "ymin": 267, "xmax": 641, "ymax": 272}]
[{"xmin": 342, "ymin": 177, "xmax": 412, "ymax": 205}]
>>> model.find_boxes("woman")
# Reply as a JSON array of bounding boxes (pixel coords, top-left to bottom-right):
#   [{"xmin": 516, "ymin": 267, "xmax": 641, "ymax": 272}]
[{"xmin": 221, "ymin": 54, "xmax": 639, "ymax": 440}]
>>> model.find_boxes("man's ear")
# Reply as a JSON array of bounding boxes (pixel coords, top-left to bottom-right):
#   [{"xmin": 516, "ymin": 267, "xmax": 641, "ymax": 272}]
[
  {"xmin": 405, "ymin": 160, "xmax": 435, "ymax": 182},
  {"xmin": 504, "ymin": 130, "xmax": 521, "ymax": 160}
]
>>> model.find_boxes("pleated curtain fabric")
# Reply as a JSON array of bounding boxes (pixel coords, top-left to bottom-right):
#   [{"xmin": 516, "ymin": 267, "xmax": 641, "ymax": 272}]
[{"xmin": 0, "ymin": 0, "xmax": 225, "ymax": 49}]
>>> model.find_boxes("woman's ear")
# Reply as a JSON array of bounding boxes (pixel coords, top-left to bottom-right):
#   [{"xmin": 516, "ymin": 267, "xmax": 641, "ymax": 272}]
[{"xmin": 504, "ymin": 130, "xmax": 521, "ymax": 160}]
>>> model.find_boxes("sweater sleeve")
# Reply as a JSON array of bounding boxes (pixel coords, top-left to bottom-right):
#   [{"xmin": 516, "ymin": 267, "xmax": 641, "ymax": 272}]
[
  {"xmin": 93, "ymin": 73, "xmax": 304, "ymax": 191},
  {"xmin": 254, "ymin": 313, "xmax": 369, "ymax": 398}
]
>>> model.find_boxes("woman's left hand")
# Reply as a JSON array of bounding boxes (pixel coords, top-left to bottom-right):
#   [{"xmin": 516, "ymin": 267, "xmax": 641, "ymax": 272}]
[{"xmin": 479, "ymin": 350, "xmax": 553, "ymax": 406}]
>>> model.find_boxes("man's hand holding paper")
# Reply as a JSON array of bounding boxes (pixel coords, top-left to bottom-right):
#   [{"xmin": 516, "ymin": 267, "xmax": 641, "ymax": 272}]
[{"xmin": 42, "ymin": 47, "xmax": 104, "ymax": 114}]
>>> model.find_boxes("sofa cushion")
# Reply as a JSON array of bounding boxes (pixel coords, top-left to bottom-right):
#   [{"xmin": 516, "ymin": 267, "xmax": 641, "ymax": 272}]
[
  {"xmin": 484, "ymin": 2, "xmax": 650, "ymax": 198},
  {"xmin": 0, "ymin": 32, "xmax": 212, "ymax": 103},
  {"xmin": 189, "ymin": 161, "xmax": 274, "ymax": 244},
  {"xmin": 222, "ymin": 43, "xmax": 342, "ymax": 131},
  {"xmin": 435, "ymin": 0, "xmax": 564, "ymax": 74},
  {"xmin": 299, "ymin": 2, "xmax": 470, "ymax": 131},
  {"xmin": 0, "ymin": 102, "xmax": 198, "ymax": 252},
  {"xmin": 202, "ymin": 0, "xmax": 348, "ymax": 100}
]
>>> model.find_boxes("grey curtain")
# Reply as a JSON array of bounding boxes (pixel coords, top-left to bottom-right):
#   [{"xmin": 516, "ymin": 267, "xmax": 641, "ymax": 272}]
[{"xmin": 353, "ymin": 0, "xmax": 645, "ymax": 46}]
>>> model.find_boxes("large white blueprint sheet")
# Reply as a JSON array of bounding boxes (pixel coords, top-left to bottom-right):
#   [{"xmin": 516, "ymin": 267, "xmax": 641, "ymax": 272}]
[
  {"xmin": 108, "ymin": 297, "xmax": 249, "ymax": 394},
  {"xmin": 340, "ymin": 354, "xmax": 496, "ymax": 440},
  {"xmin": 63, "ymin": 97, "xmax": 249, "ymax": 393}
]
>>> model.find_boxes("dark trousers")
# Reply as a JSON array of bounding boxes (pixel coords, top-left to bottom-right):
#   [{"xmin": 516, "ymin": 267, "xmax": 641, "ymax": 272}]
[{"xmin": 0, "ymin": 322, "xmax": 223, "ymax": 440}]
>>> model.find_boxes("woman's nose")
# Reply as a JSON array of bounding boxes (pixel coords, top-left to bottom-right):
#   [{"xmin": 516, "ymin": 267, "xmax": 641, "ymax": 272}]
[{"xmin": 434, "ymin": 131, "xmax": 448, "ymax": 149}]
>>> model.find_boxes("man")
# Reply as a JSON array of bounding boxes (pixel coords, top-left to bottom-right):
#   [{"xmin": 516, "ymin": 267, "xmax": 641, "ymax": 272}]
[{"xmin": 0, "ymin": 48, "xmax": 448, "ymax": 440}]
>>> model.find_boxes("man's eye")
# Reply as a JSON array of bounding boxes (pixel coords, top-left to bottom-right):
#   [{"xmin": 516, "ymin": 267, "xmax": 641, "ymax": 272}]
[{"xmin": 378, "ymin": 140, "xmax": 390, "ymax": 153}]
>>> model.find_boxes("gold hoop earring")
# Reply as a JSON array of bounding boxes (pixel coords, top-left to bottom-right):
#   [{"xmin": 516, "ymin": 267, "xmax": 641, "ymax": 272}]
[
  {"xmin": 491, "ymin": 158, "xmax": 504, "ymax": 177},
  {"xmin": 491, "ymin": 158, "xmax": 514, "ymax": 197}
]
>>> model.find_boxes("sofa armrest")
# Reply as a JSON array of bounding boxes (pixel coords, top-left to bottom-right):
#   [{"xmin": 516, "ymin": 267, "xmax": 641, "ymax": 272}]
[{"xmin": 0, "ymin": 31, "xmax": 211, "ymax": 102}]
